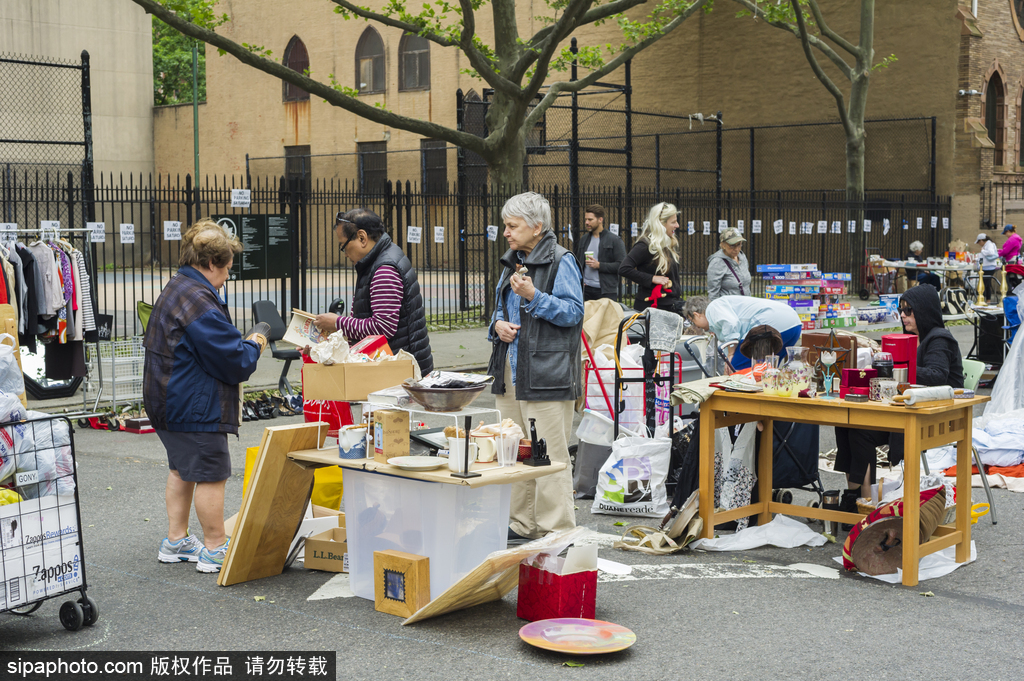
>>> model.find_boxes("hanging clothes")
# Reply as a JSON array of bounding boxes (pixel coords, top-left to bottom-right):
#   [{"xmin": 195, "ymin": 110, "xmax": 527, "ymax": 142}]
[
  {"xmin": 16, "ymin": 244, "xmax": 42, "ymax": 353},
  {"xmin": 6, "ymin": 245, "xmax": 27, "ymax": 336}
]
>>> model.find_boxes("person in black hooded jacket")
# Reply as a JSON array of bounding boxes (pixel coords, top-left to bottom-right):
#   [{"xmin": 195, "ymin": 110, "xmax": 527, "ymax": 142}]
[{"xmin": 833, "ymin": 285, "xmax": 964, "ymax": 516}]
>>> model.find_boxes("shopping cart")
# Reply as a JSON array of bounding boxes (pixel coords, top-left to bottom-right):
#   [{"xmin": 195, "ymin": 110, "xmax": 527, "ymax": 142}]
[
  {"xmin": 1, "ymin": 414, "xmax": 98, "ymax": 630},
  {"xmin": 81, "ymin": 336, "xmax": 146, "ymax": 431}
]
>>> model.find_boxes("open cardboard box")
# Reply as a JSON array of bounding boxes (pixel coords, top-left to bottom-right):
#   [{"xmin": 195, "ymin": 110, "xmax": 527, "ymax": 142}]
[
  {"xmin": 303, "ymin": 527, "xmax": 349, "ymax": 573},
  {"xmin": 302, "ymin": 359, "xmax": 416, "ymax": 402}
]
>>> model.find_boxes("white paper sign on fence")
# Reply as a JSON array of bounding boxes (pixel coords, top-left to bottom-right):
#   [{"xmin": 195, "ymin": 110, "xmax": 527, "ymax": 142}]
[
  {"xmin": 407, "ymin": 226, "xmax": 422, "ymax": 244},
  {"xmin": 773, "ymin": 219, "xmax": 783, "ymax": 235},
  {"xmin": 702, "ymin": 221, "xmax": 711, "ymax": 236},
  {"xmin": 931, "ymin": 216, "xmax": 938, "ymax": 229},
  {"xmin": 752, "ymin": 219, "xmax": 762, "ymax": 234},
  {"xmin": 87, "ymin": 221, "xmax": 105, "ymax": 243},
  {"xmin": 788, "ymin": 221, "xmax": 796, "ymax": 235},
  {"xmin": 687, "ymin": 221, "xmax": 695, "ymax": 236},
  {"xmin": 231, "ymin": 189, "xmax": 251, "ymax": 208},
  {"xmin": 902, "ymin": 220, "xmax": 909, "ymax": 230},
  {"xmin": 736, "ymin": 219, "xmax": 744, "ymax": 233},
  {"xmin": 863, "ymin": 219, "xmax": 872, "ymax": 233},
  {"xmin": 916, "ymin": 217, "xmax": 923, "ymax": 230},
  {"xmin": 718, "ymin": 220, "xmax": 728, "ymax": 233},
  {"xmin": 163, "ymin": 221, "xmax": 182, "ymax": 241},
  {"xmin": 831, "ymin": 221, "xmax": 841, "ymax": 234},
  {"xmin": 817, "ymin": 220, "xmax": 827, "ymax": 234},
  {"xmin": 631, "ymin": 222, "xmax": 638, "ymax": 237},
  {"xmin": 0, "ymin": 223, "xmax": 15, "ymax": 245},
  {"xmin": 434, "ymin": 226, "xmax": 445, "ymax": 243},
  {"xmin": 883, "ymin": 219, "xmax": 891, "ymax": 235},
  {"xmin": 609, "ymin": 223, "xmax": 619, "ymax": 236},
  {"xmin": 942, "ymin": 217, "xmax": 949, "ymax": 230},
  {"xmin": 120, "ymin": 223, "xmax": 135, "ymax": 244},
  {"xmin": 486, "ymin": 224, "xmax": 498, "ymax": 241},
  {"xmin": 40, "ymin": 220, "xmax": 60, "ymax": 240}
]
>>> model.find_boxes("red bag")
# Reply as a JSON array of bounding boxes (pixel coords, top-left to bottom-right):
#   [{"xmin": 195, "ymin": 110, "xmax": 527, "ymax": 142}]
[
  {"xmin": 303, "ymin": 399, "xmax": 353, "ymax": 439},
  {"xmin": 516, "ymin": 558, "xmax": 597, "ymax": 621}
]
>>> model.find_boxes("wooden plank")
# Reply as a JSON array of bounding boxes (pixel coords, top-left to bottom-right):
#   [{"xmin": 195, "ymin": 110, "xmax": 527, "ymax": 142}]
[
  {"xmin": 757, "ymin": 418, "xmax": 774, "ymax": 527},
  {"xmin": 288, "ymin": 448, "xmax": 566, "ymax": 488},
  {"xmin": 920, "ymin": 531, "xmax": 961, "ymax": 556},
  {"xmin": 955, "ymin": 407, "xmax": 974, "ymax": 563},
  {"xmin": 901, "ymin": 412, "xmax": 922, "ymax": 586},
  {"xmin": 219, "ymin": 423, "xmax": 326, "ymax": 587},
  {"xmin": 698, "ymin": 402, "xmax": 717, "ymax": 539},
  {"xmin": 767, "ymin": 501, "xmax": 861, "ymax": 524}
]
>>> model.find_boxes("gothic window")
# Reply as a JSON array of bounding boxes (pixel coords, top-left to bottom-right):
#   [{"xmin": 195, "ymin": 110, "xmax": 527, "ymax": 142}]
[
  {"xmin": 355, "ymin": 28, "xmax": 386, "ymax": 94},
  {"xmin": 986, "ymin": 71, "xmax": 1006, "ymax": 166},
  {"xmin": 399, "ymin": 33, "xmax": 430, "ymax": 91},
  {"xmin": 282, "ymin": 36, "xmax": 309, "ymax": 102}
]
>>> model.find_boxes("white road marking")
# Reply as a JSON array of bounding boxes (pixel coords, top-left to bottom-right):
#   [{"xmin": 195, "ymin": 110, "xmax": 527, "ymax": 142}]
[
  {"xmin": 307, "ymin": 571, "xmax": 355, "ymax": 600},
  {"xmin": 599, "ymin": 562, "xmax": 838, "ymax": 582}
]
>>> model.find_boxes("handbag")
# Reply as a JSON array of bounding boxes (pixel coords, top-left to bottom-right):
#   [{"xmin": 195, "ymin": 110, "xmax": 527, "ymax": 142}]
[{"xmin": 721, "ymin": 258, "xmax": 746, "ymax": 295}]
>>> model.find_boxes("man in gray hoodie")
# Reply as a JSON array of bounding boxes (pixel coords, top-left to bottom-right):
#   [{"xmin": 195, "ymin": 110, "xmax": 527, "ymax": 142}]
[{"xmin": 706, "ymin": 228, "xmax": 752, "ymax": 299}]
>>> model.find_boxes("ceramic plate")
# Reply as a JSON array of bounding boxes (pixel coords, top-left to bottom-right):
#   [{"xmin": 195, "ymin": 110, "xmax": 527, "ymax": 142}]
[
  {"xmin": 519, "ymin": 618, "xmax": 636, "ymax": 655},
  {"xmin": 386, "ymin": 456, "xmax": 447, "ymax": 471}
]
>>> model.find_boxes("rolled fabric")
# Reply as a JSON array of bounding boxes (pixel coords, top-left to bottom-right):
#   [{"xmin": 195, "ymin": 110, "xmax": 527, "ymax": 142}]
[{"xmin": 899, "ymin": 386, "xmax": 954, "ymax": 405}]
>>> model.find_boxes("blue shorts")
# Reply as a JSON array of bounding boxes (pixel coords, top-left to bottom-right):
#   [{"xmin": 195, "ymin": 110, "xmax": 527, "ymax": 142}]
[
  {"xmin": 157, "ymin": 429, "xmax": 232, "ymax": 483},
  {"xmin": 730, "ymin": 324, "xmax": 803, "ymax": 371}
]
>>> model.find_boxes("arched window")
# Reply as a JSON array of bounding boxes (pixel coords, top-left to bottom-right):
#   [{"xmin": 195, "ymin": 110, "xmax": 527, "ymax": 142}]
[
  {"xmin": 986, "ymin": 71, "xmax": 1006, "ymax": 166},
  {"xmin": 282, "ymin": 36, "xmax": 309, "ymax": 102},
  {"xmin": 399, "ymin": 33, "xmax": 430, "ymax": 91},
  {"xmin": 355, "ymin": 28, "xmax": 385, "ymax": 94}
]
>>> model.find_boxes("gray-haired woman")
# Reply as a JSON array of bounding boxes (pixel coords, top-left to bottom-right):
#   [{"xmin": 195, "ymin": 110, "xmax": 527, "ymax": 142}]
[
  {"xmin": 486, "ymin": 192, "xmax": 584, "ymax": 544},
  {"xmin": 706, "ymin": 228, "xmax": 751, "ymax": 299}
]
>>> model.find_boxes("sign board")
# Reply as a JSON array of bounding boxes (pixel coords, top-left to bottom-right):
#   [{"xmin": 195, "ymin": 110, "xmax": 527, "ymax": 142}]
[
  {"xmin": 87, "ymin": 222, "xmax": 105, "ymax": 243},
  {"xmin": 407, "ymin": 226, "xmax": 422, "ymax": 244},
  {"xmin": 40, "ymin": 220, "xmax": 59, "ymax": 241},
  {"xmin": 752, "ymin": 220, "xmax": 762, "ymax": 234},
  {"xmin": 213, "ymin": 214, "xmax": 291, "ymax": 281},
  {"xmin": 486, "ymin": 225, "xmax": 498, "ymax": 242},
  {"xmin": 231, "ymin": 189, "xmax": 252, "ymax": 208},
  {"xmin": 434, "ymin": 226, "xmax": 445, "ymax": 243},
  {"xmin": 119, "ymin": 223, "xmax": 135, "ymax": 244},
  {"xmin": 0, "ymin": 223, "xmax": 15, "ymax": 245},
  {"xmin": 608, "ymin": 223, "xmax": 619, "ymax": 236},
  {"xmin": 163, "ymin": 221, "xmax": 182, "ymax": 241}
]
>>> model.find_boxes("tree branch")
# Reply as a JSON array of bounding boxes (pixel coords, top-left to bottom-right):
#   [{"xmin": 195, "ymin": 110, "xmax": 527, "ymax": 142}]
[
  {"xmin": 790, "ymin": 0, "xmax": 852, "ymax": 136},
  {"xmin": 523, "ymin": 0, "xmax": 708, "ymax": 130},
  {"xmin": 518, "ymin": 0, "xmax": 595, "ymax": 97},
  {"xmin": 131, "ymin": 0, "xmax": 493, "ymax": 155},
  {"xmin": 329, "ymin": 0, "xmax": 456, "ymax": 48},
  {"xmin": 526, "ymin": 0, "xmax": 648, "ymax": 53},
  {"xmin": 807, "ymin": 0, "xmax": 858, "ymax": 57},
  {"xmin": 731, "ymin": 0, "xmax": 853, "ymax": 81}
]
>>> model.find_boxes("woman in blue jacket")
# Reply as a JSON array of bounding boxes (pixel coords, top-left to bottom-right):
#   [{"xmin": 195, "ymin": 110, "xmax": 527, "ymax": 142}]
[{"xmin": 144, "ymin": 219, "xmax": 268, "ymax": 573}]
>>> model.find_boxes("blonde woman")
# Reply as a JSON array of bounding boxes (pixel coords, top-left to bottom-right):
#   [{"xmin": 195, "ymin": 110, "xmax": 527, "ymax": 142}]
[{"xmin": 618, "ymin": 202, "xmax": 682, "ymax": 311}]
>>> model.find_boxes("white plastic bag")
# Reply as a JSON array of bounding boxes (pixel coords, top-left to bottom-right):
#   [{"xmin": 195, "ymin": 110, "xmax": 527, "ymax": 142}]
[
  {"xmin": 0, "ymin": 334, "xmax": 24, "ymax": 396},
  {"xmin": 586, "ymin": 343, "xmax": 649, "ymax": 436},
  {"xmin": 591, "ymin": 436, "xmax": 671, "ymax": 518}
]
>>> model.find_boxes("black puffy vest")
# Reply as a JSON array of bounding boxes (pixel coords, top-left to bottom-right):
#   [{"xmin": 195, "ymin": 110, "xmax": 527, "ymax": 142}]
[{"xmin": 352, "ymin": 234, "xmax": 434, "ymax": 374}]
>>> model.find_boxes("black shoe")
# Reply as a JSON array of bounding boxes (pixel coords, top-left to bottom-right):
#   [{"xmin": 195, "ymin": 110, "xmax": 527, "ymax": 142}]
[
  {"xmin": 507, "ymin": 528, "xmax": 532, "ymax": 546},
  {"xmin": 840, "ymin": 489, "xmax": 860, "ymax": 532}
]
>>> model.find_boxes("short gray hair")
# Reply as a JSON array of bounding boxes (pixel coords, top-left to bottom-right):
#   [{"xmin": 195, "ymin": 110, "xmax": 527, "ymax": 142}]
[
  {"xmin": 682, "ymin": 296, "xmax": 708, "ymax": 321},
  {"xmin": 909, "ymin": 240, "xmax": 924, "ymax": 253},
  {"xmin": 501, "ymin": 192, "xmax": 552, "ymax": 232}
]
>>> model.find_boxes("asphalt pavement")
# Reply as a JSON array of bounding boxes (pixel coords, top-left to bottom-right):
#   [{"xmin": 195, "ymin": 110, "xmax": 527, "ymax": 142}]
[{"xmin": 5, "ymin": 324, "xmax": 1024, "ymax": 679}]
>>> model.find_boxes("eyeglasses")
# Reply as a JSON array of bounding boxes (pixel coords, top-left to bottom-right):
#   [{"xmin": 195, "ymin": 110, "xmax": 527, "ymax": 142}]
[
  {"xmin": 899, "ymin": 305, "xmax": 913, "ymax": 316},
  {"xmin": 336, "ymin": 214, "xmax": 356, "ymax": 252}
]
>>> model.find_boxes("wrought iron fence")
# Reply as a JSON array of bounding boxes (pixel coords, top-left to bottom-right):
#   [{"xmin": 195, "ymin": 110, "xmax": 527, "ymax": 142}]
[{"xmin": 980, "ymin": 180, "xmax": 1024, "ymax": 233}]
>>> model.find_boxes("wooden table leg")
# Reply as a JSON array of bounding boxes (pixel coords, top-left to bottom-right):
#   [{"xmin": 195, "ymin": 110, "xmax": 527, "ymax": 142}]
[
  {"xmin": 699, "ymin": 404, "xmax": 718, "ymax": 539},
  {"xmin": 955, "ymin": 406, "xmax": 973, "ymax": 562},
  {"xmin": 757, "ymin": 418, "xmax": 774, "ymax": 527},
  {"xmin": 902, "ymin": 413, "xmax": 921, "ymax": 586}
]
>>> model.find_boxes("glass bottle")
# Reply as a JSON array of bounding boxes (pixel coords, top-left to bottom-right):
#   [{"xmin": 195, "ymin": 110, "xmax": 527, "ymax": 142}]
[
  {"xmin": 762, "ymin": 354, "xmax": 782, "ymax": 396},
  {"xmin": 781, "ymin": 346, "xmax": 813, "ymax": 397}
]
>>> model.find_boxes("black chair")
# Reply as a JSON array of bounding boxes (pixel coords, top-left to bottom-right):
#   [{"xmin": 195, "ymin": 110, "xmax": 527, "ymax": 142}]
[{"xmin": 251, "ymin": 300, "xmax": 302, "ymax": 395}]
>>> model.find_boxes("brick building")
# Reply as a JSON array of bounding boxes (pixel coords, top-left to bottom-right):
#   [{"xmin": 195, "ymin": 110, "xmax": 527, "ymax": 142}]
[{"xmin": 151, "ymin": 0, "xmax": 1024, "ymax": 246}]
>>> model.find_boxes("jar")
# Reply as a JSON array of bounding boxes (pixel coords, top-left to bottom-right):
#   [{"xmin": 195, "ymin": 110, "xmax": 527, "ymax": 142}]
[
  {"xmin": 872, "ymin": 351, "xmax": 894, "ymax": 379},
  {"xmin": 781, "ymin": 346, "xmax": 813, "ymax": 397}
]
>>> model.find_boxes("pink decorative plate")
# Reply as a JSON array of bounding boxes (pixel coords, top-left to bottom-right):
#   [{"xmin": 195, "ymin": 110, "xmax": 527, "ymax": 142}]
[{"xmin": 519, "ymin": 618, "xmax": 636, "ymax": 655}]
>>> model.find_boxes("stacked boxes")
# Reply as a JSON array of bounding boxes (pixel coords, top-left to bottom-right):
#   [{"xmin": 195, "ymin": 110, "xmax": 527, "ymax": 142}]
[{"xmin": 756, "ymin": 265, "xmax": 856, "ymax": 330}]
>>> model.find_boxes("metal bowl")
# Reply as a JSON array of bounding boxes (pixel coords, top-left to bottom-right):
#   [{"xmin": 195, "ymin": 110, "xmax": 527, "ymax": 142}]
[{"xmin": 401, "ymin": 381, "xmax": 487, "ymax": 412}]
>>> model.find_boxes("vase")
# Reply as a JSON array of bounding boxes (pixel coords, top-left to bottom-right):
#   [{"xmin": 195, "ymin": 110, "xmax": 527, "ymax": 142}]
[
  {"xmin": 762, "ymin": 354, "xmax": 782, "ymax": 396},
  {"xmin": 781, "ymin": 346, "xmax": 813, "ymax": 397}
]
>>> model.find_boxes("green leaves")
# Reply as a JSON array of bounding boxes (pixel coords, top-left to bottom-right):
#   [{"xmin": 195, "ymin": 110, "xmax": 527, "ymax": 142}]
[{"xmin": 872, "ymin": 53, "xmax": 898, "ymax": 71}]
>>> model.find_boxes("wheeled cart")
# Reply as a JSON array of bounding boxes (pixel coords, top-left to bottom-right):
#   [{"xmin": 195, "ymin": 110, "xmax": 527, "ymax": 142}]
[{"xmin": 1, "ymin": 414, "xmax": 98, "ymax": 631}]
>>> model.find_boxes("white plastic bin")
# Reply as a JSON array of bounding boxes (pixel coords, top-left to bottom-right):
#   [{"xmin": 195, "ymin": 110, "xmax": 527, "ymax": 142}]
[{"xmin": 343, "ymin": 468, "xmax": 512, "ymax": 601}]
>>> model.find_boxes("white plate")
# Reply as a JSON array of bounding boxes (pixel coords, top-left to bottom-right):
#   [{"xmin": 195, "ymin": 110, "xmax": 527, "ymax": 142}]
[{"xmin": 387, "ymin": 456, "xmax": 447, "ymax": 471}]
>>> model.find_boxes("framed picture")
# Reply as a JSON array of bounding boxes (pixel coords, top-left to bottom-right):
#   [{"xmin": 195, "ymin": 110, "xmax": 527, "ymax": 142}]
[{"xmin": 373, "ymin": 550, "xmax": 430, "ymax": 617}]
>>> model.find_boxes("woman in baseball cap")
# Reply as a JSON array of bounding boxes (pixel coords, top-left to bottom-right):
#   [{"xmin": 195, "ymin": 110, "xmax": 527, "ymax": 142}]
[{"xmin": 976, "ymin": 233, "xmax": 1000, "ymax": 303}]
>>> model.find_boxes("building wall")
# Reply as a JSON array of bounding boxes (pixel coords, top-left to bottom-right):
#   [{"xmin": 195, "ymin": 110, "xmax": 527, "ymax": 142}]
[{"xmin": 0, "ymin": 0, "xmax": 154, "ymax": 177}]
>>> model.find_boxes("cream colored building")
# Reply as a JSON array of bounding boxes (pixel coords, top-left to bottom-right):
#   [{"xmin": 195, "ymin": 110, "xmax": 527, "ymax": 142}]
[
  {"xmin": 152, "ymin": 0, "xmax": 1024, "ymax": 246},
  {"xmin": 1, "ymin": 0, "xmax": 154, "ymax": 177}
]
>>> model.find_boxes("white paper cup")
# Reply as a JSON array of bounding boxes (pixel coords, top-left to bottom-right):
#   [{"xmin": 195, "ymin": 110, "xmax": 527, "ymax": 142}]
[{"xmin": 496, "ymin": 434, "xmax": 518, "ymax": 467}]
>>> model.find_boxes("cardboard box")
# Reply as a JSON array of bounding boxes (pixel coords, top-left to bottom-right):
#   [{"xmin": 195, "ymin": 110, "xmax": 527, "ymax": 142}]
[
  {"xmin": 303, "ymin": 527, "xmax": 349, "ymax": 573},
  {"xmin": 373, "ymin": 410, "xmax": 410, "ymax": 463},
  {"xmin": 517, "ymin": 545, "xmax": 598, "ymax": 622},
  {"xmin": 302, "ymin": 359, "xmax": 416, "ymax": 401},
  {"xmin": 0, "ymin": 534, "xmax": 82, "ymax": 610}
]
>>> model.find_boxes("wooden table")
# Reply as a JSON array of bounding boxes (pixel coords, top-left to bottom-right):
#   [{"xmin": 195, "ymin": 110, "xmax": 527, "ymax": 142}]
[
  {"xmin": 289, "ymin": 449, "xmax": 567, "ymax": 600},
  {"xmin": 697, "ymin": 392, "xmax": 988, "ymax": 586}
]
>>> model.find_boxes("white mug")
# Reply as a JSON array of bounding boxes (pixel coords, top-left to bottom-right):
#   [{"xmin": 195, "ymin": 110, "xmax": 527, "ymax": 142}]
[
  {"xmin": 471, "ymin": 432, "xmax": 497, "ymax": 463},
  {"xmin": 447, "ymin": 438, "xmax": 478, "ymax": 474}
]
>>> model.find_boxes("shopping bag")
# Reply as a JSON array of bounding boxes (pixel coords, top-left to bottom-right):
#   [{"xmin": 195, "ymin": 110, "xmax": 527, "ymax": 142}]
[
  {"xmin": 585, "ymin": 343, "xmax": 647, "ymax": 435},
  {"xmin": 591, "ymin": 436, "xmax": 671, "ymax": 517},
  {"xmin": 516, "ymin": 546, "xmax": 597, "ymax": 621},
  {"xmin": 303, "ymin": 399, "xmax": 354, "ymax": 438},
  {"xmin": 0, "ymin": 334, "xmax": 24, "ymax": 397}
]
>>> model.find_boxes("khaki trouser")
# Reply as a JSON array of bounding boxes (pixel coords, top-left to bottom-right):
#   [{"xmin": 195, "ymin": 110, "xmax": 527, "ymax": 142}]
[{"xmin": 494, "ymin": 356, "xmax": 577, "ymax": 539}]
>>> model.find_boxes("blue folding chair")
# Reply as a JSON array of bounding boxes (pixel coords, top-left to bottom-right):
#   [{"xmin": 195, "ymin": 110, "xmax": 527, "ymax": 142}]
[{"xmin": 1003, "ymin": 296, "xmax": 1020, "ymax": 356}]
